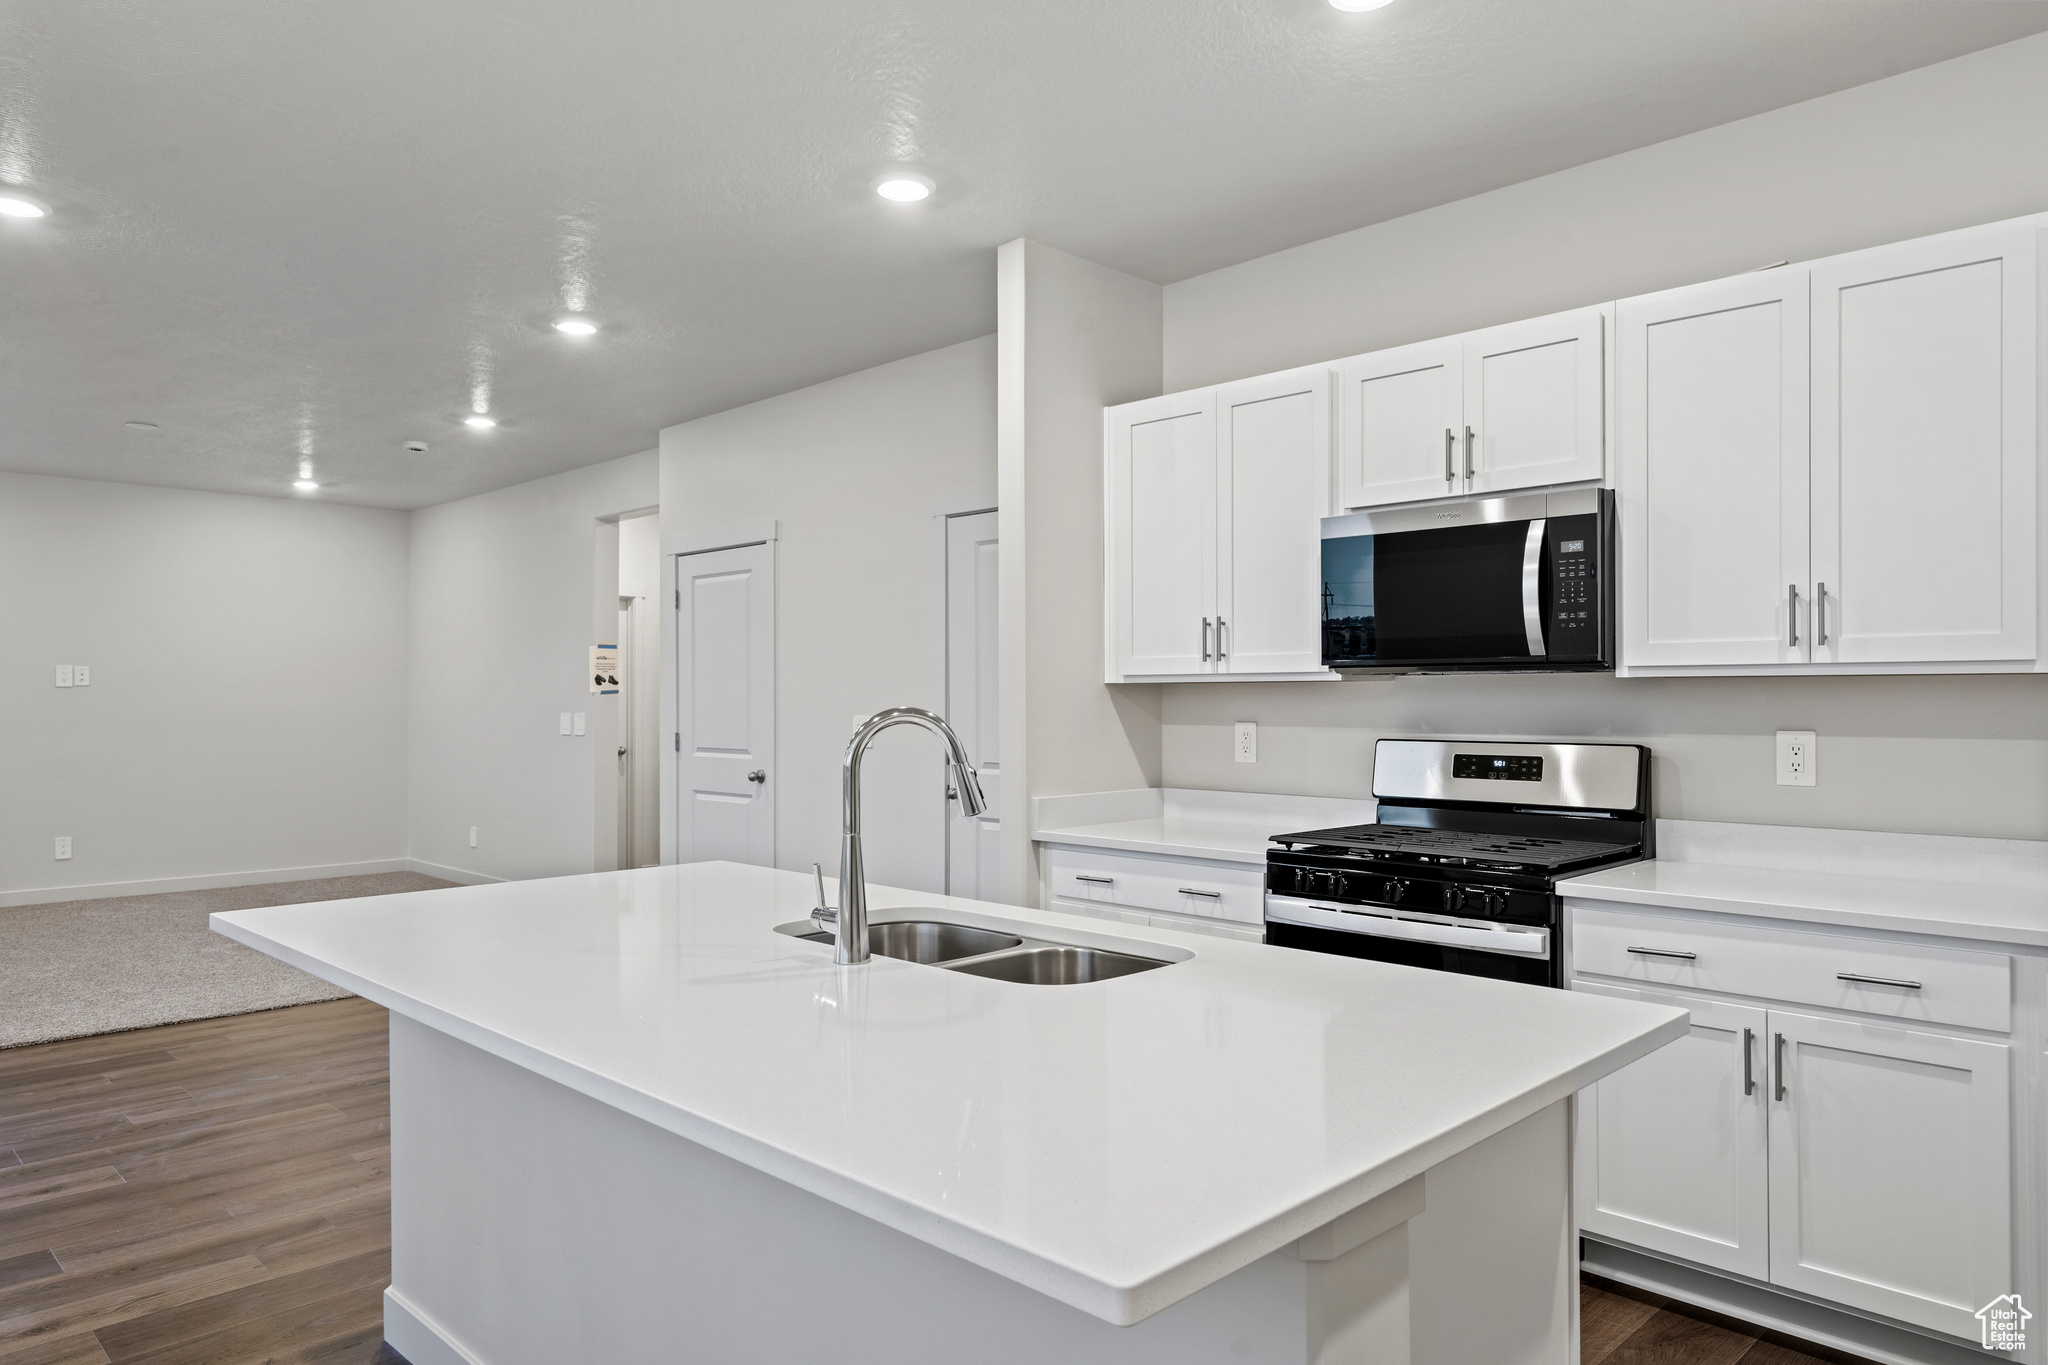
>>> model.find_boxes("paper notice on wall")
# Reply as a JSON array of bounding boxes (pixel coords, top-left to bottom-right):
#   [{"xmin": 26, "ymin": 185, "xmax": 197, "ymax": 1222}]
[{"xmin": 591, "ymin": 645, "xmax": 620, "ymax": 694}]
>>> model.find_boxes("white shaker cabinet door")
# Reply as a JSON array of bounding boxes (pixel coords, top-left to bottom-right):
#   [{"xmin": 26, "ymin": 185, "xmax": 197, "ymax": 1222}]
[
  {"xmin": 1462, "ymin": 308, "xmax": 1606, "ymax": 496},
  {"xmin": 1618, "ymin": 271, "xmax": 1811, "ymax": 668},
  {"xmin": 1811, "ymin": 224, "xmax": 2038, "ymax": 664},
  {"xmin": 1335, "ymin": 338, "xmax": 1463, "ymax": 509},
  {"xmin": 1215, "ymin": 368, "xmax": 1331, "ymax": 675},
  {"xmin": 1105, "ymin": 391, "xmax": 1218, "ymax": 679},
  {"xmin": 1573, "ymin": 982, "xmax": 1770, "ymax": 1280},
  {"xmin": 1765, "ymin": 1008, "xmax": 2012, "ymax": 1340}
]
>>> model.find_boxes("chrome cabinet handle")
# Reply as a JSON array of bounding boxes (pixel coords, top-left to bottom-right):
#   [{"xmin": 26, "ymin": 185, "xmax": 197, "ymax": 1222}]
[
  {"xmin": 1075, "ymin": 874, "xmax": 1114, "ymax": 885},
  {"xmin": 1787, "ymin": 584, "xmax": 1799, "ymax": 647},
  {"xmin": 1201, "ymin": 617, "xmax": 1212, "ymax": 662},
  {"xmin": 1443, "ymin": 427, "xmax": 1455, "ymax": 486},
  {"xmin": 1742, "ymin": 1027, "xmax": 1756, "ymax": 1096},
  {"xmin": 747, "ymin": 769, "xmax": 766, "ymax": 784},
  {"xmin": 1178, "ymin": 887, "xmax": 1222, "ymax": 898},
  {"xmin": 1626, "ymin": 945, "xmax": 1696, "ymax": 960},
  {"xmin": 1774, "ymin": 1032, "xmax": 1787, "ymax": 1101},
  {"xmin": 1216, "ymin": 617, "xmax": 1227, "ymax": 659},
  {"xmin": 1817, "ymin": 582, "xmax": 1828, "ymax": 647},
  {"xmin": 1836, "ymin": 971, "xmax": 1922, "ymax": 990},
  {"xmin": 1462, "ymin": 425, "xmax": 1476, "ymax": 486}
]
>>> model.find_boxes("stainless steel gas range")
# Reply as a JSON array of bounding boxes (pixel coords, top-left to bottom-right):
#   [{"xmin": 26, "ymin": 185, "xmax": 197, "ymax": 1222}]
[{"xmin": 1264, "ymin": 739, "xmax": 1652, "ymax": 987}]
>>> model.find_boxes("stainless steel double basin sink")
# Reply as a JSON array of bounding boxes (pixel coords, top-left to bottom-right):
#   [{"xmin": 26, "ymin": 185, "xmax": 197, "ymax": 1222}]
[{"xmin": 779, "ymin": 915, "xmax": 1174, "ymax": 984}]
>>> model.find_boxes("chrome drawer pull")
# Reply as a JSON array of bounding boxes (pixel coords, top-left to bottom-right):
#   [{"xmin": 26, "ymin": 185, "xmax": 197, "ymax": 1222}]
[
  {"xmin": 1836, "ymin": 971, "xmax": 1922, "ymax": 991},
  {"xmin": 1075, "ymin": 874, "xmax": 1114, "ymax": 885},
  {"xmin": 1178, "ymin": 887, "xmax": 1222, "ymax": 898},
  {"xmin": 1774, "ymin": 1032, "xmax": 1787, "ymax": 1101},
  {"xmin": 1742, "ymin": 1027, "xmax": 1755, "ymax": 1097},
  {"xmin": 1626, "ymin": 945, "xmax": 1697, "ymax": 961}
]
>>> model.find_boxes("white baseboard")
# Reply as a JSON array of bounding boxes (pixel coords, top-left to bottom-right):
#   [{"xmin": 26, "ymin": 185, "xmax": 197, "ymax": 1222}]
[
  {"xmin": 384, "ymin": 1286, "xmax": 487, "ymax": 1365},
  {"xmin": 403, "ymin": 859, "xmax": 505, "ymax": 886},
  {"xmin": 0, "ymin": 857, "xmax": 416, "ymax": 908},
  {"xmin": 1580, "ymin": 1238, "xmax": 1991, "ymax": 1365}
]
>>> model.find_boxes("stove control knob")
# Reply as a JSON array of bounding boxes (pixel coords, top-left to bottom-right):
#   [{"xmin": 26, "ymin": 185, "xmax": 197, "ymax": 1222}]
[
  {"xmin": 1382, "ymin": 878, "xmax": 1410, "ymax": 904},
  {"xmin": 1306, "ymin": 871, "xmax": 1337, "ymax": 897},
  {"xmin": 1458, "ymin": 885, "xmax": 1506, "ymax": 916}
]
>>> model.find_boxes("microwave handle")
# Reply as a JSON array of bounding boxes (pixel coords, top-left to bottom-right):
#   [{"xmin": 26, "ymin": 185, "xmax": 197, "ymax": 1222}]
[{"xmin": 1521, "ymin": 518, "xmax": 1548, "ymax": 657}]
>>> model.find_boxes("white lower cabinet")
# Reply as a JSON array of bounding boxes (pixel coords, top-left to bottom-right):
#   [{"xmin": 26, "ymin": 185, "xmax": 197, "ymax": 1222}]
[
  {"xmin": 1573, "ymin": 906, "xmax": 2017, "ymax": 1345},
  {"xmin": 1042, "ymin": 844, "xmax": 1266, "ymax": 941}
]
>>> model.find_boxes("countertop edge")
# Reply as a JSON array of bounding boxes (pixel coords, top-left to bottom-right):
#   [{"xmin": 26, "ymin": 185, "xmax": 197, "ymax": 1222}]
[
  {"xmin": 1556, "ymin": 877, "xmax": 2048, "ymax": 949},
  {"xmin": 1031, "ymin": 828, "xmax": 1270, "ymax": 865},
  {"xmin": 209, "ymin": 912, "xmax": 1686, "ymax": 1326}
]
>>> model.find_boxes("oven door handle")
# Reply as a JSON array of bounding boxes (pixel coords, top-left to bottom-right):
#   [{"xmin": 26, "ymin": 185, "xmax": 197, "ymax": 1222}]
[
  {"xmin": 1522, "ymin": 517, "xmax": 1548, "ymax": 658},
  {"xmin": 1265, "ymin": 895, "xmax": 1551, "ymax": 959}
]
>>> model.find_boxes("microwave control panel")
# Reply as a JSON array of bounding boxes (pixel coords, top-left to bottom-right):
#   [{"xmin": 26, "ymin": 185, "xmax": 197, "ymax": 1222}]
[{"xmin": 1547, "ymin": 512, "xmax": 1603, "ymax": 661}]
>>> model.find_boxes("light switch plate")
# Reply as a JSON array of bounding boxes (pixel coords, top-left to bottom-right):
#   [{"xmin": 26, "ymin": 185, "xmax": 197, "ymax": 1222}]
[
  {"xmin": 573, "ymin": 712, "xmax": 587, "ymax": 737},
  {"xmin": 560, "ymin": 712, "xmax": 573, "ymax": 735},
  {"xmin": 73, "ymin": 665, "xmax": 89, "ymax": 686},
  {"xmin": 54, "ymin": 836, "xmax": 72, "ymax": 860},
  {"xmin": 1234, "ymin": 722, "xmax": 1257, "ymax": 763},
  {"xmin": 54, "ymin": 665, "xmax": 72, "ymax": 687},
  {"xmin": 1776, "ymin": 730, "xmax": 1817, "ymax": 786},
  {"xmin": 469, "ymin": 826, "xmax": 478, "ymax": 848}
]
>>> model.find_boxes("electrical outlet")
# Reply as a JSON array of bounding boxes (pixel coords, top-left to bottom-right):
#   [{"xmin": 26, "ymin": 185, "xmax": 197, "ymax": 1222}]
[
  {"xmin": 469, "ymin": 826, "xmax": 478, "ymax": 848},
  {"xmin": 560, "ymin": 712, "xmax": 573, "ymax": 735},
  {"xmin": 1234, "ymin": 722, "xmax": 1257, "ymax": 764},
  {"xmin": 54, "ymin": 665, "xmax": 71, "ymax": 688},
  {"xmin": 72, "ymin": 665, "xmax": 89, "ymax": 686},
  {"xmin": 573, "ymin": 711, "xmax": 587, "ymax": 736},
  {"xmin": 54, "ymin": 836, "xmax": 72, "ymax": 860},
  {"xmin": 1776, "ymin": 730, "xmax": 1817, "ymax": 786}
]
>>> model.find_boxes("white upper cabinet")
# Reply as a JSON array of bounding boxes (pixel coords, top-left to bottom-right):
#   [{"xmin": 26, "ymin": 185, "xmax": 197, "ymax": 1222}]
[
  {"xmin": 1811, "ymin": 224, "xmax": 2038, "ymax": 664},
  {"xmin": 1335, "ymin": 338, "xmax": 1462, "ymax": 508},
  {"xmin": 1105, "ymin": 371, "xmax": 1334, "ymax": 682},
  {"xmin": 1105, "ymin": 391, "xmax": 1217, "ymax": 678},
  {"xmin": 1620, "ymin": 270, "xmax": 1811, "ymax": 669},
  {"xmin": 1337, "ymin": 309, "xmax": 1604, "ymax": 510},
  {"xmin": 1215, "ymin": 369, "xmax": 1331, "ymax": 675},
  {"xmin": 1463, "ymin": 309, "xmax": 1607, "ymax": 495}
]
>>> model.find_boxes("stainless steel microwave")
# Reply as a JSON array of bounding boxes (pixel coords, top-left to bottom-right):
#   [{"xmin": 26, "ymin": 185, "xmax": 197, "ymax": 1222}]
[{"xmin": 1321, "ymin": 488, "xmax": 1614, "ymax": 672}]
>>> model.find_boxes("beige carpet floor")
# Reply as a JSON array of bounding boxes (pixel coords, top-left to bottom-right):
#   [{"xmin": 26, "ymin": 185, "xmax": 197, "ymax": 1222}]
[{"xmin": 0, "ymin": 871, "xmax": 458, "ymax": 1048}]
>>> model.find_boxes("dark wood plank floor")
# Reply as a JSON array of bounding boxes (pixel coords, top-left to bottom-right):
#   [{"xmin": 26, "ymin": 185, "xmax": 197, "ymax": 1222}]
[
  {"xmin": 1583, "ymin": 1277, "xmax": 1878, "ymax": 1365},
  {"xmin": 2, "ymin": 997, "xmax": 1879, "ymax": 1364},
  {"xmin": 0, "ymin": 997, "xmax": 405, "ymax": 1364}
]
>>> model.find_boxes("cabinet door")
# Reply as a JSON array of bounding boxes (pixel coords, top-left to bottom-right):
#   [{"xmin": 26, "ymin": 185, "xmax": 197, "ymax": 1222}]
[
  {"xmin": 1812, "ymin": 224, "xmax": 2038, "ymax": 664},
  {"xmin": 1104, "ymin": 391, "xmax": 1217, "ymax": 679},
  {"xmin": 1618, "ymin": 272, "xmax": 1811, "ymax": 668},
  {"xmin": 1216, "ymin": 368, "xmax": 1331, "ymax": 674},
  {"xmin": 1463, "ymin": 308, "xmax": 1606, "ymax": 495},
  {"xmin": 1335, "ymin": 338, "xmax": 1463, "ymax": 509},
  {"xmin": 1766, "ymin": 1008, "xmax": 2011, "ymax": 1339},
  {"xmin": 1573, "ymin": 982, "xmax": 1769, "ymax": 1279}
]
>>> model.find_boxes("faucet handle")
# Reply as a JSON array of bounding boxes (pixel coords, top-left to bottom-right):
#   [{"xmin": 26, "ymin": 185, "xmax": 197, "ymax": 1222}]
[{"xmin": 810, "ymin": 862, "xmax": 837, "ymax": 932}]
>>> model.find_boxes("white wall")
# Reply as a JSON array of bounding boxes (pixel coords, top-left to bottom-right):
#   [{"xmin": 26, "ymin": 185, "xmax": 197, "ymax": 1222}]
[
  {"xmin": 408, "ymin": 450, "xmax": 658, "ymax": 881},
  {"xmin": 660, "ymin": 336, "xmax": 996, "ymax": 891},
  {"xmin": 1152, "ymin": 32, "xmax": 2048, "ymax": 841},
  {"xmin": 0, "ymin": 471, "xmax": 410, "ymax": 902},
  {"xmin": 996, "ymin": 240, "xmax": 1166, "ymax": 905}
]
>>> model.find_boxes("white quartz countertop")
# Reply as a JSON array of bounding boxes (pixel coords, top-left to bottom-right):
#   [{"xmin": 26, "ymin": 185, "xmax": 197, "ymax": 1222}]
[
  {"xmin": 1560, "ymin": 858, "xmax": 2048, "ymax": 946},
  {"xmin": 1032, "ymin": 788, "xmax": 1379, "ymax": 865},
  {"xmin": 212, "ymin": 861, "xmax": 1683, "ymax": 1324},
  {"xmin": 1031, "ymin": 815, "xmax": 1291, "ymax": 864}
]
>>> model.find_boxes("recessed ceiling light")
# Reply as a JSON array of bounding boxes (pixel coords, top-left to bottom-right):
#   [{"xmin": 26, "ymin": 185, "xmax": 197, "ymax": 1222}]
[
  {"xmin": 873, "ymin": 173, "xmax": 935, "ymax": 203},
  {"xmin": 1329, "ymin": 0, "xmax": 1395, "ymax": 9},
  {"xmin": 124, "ymin": 421, "xmax": 159, "ymax": 431},
  {"xmin": 553, "ymin": 317, "xmax": 599, "ymax": 337},
  {"xmin": 293, "ymin": 479, "xmax": 320, "ymax": 493},
  {"xmin": 463, "ymin": 414, "xmax": 497, "ymax": 429},
  {"xmin": 0, "ymin": 191, "xmax": 49, "ymax": 218}
]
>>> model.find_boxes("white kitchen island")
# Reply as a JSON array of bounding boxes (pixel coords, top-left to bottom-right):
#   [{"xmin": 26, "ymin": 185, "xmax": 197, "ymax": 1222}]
[{"xmin": 211, "ymin": 861, "xmax": 1684, "ymax": 1365}]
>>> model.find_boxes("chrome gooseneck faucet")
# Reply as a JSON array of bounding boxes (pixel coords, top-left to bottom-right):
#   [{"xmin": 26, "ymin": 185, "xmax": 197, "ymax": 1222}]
[{"xmin": 812, "ymin": 707, "xmax": 987, "ymax": 965}]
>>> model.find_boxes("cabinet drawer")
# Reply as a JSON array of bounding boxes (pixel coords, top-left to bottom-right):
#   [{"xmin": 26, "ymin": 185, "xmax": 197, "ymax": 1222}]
[
  {"xmin": 1044, "ymin": 846, "xmax": 1265, "ymax": 925},
  {"xmin": 1570, "ymin": 902, "xmax": 2011, "ymax": 1033},
  {"xmin": 1050, "ymin": 896, "xmax": 1264, "ymax": 942}
]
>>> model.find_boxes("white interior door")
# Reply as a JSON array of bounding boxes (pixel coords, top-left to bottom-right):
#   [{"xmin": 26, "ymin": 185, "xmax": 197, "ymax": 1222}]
[
  {"xmin": 1811, "ymin": 223, "xmax": 2038, "ymax": 664},
  {"xmin": 1765, "ymin": 1008, "xmax": 2012, "ymax": 1339},
  {"xmin": 1335, "ymin": 338, "xmax": 1463, "ymax": 509},
  {"xmin": 1105, "ymin": 392, "xmax": 1217, "ymax": 678},
  {"xmin": 944, "ymin": 510, "xmax": 1000, "ymax": 900},
  {"xmin": 1463, "ymin": 308, "xmax": 1605, "ymax": 495},
  {"xmin": 673, "ymin": 541, "xmax": 775, "ymax": 866},
  {"xmin": 1572, "ymin": 982, "xmax": 1770, "ymax": 1279},
  {"xmin": 1215, "ymin": 368, "xmax": 1330, "ymax": 675},
  {"xmin": 1619, "ymin": 271, "xmax": 1811, "ymax": 668}
]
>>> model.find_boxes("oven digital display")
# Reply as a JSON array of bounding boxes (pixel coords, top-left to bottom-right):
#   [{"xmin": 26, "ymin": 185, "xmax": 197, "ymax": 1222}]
[
  {"xmin": 1559, "ymin": 539, "xmax": 1585, "ymax": 554},
  {"xmin": 1453, "ymin": 754, "xmax": 1544, "ymax": 781}
]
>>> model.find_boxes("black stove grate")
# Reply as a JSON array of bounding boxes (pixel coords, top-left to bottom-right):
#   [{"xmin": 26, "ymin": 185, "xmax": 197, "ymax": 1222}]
[{"xmin": 1272, "ymin": 823, "xmax": 1636, "ymax": 870}]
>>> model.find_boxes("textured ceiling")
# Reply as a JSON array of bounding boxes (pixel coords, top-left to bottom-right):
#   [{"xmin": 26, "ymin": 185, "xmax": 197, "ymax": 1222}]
[{"xmin": 3, "ymin": 0, "xmax": 2046, "ymax": 509}]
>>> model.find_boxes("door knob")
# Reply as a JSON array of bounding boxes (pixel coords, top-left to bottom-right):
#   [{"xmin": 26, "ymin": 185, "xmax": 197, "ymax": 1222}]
[
  {"xmin": 617, "ymin": 746, "xmax": 628, "ymax": 758},
  {"xmin": 747, "ymin": 770, "xmax": 767, "ymax": 784}
]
